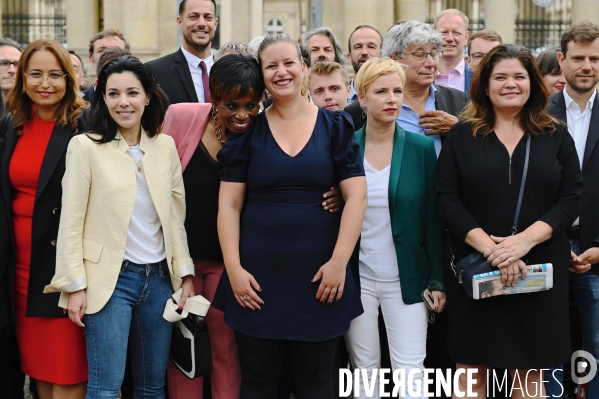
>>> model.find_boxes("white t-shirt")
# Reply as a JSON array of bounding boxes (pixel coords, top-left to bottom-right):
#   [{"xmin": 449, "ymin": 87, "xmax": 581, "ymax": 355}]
[
  {"xmin": 359, "ymin": 159, "xmax": 399, "ymax": 281},
  {"xmin": 123, "ymin": 144, "xmax": 166, "ymax": 264}
]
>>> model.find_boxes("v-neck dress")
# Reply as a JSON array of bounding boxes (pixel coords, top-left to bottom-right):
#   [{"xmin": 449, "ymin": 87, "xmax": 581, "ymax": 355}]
[
  {"xmin": 9, "ymin": 114, "xmax": 87, "ymax": 383},
  {"xmin": 214, "ymin": 109, "xmax": 364, "ymax": 341},
  {"xmin": 435, "ymin": 121, "xmax": 582, "ymax": 368}
]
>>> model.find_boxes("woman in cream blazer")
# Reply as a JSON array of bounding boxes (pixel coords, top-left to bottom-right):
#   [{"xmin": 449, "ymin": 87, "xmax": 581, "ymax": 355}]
[{"xmin": 45, "ymin": 55, "xmax": 194, "ymax": 399}]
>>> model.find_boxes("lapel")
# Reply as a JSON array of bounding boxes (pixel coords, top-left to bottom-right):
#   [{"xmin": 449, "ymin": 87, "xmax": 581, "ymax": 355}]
[
  {"xmin": 175, "ymin": 49, "xmax": 199, "ymax": 103},
  {"xmin": 1, "ymin": 123, "xmax": 17, "ymax": 224},
  {"xmin": 35, "ymin": 123, "xmax": 72, "ymax": 203},
  {"xmin": 433, "ymin": 85, "xmax": 447, "ymax": 112},
  {"xmin": 583, "ymin": 95, "xmax": 599, "ymax": 170},
  {"xmin": 354, "ymin": 123, "xmax": 406, "ymax": 222},
  {"xmin": 550, "ymin": 91, "xmax": 567, "ymax": 123}
]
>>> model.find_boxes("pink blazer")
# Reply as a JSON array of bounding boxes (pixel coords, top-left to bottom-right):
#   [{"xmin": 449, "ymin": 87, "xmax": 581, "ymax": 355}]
[{"xmin": 162, "ymin": 103, "xmax": 212, "ymax": 172}]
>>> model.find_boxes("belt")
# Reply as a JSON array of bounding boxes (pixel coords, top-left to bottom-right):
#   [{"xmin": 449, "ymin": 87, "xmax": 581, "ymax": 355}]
[{"xmin": 566, "ymin": 226, "xmax": 580, "ymax": 240}]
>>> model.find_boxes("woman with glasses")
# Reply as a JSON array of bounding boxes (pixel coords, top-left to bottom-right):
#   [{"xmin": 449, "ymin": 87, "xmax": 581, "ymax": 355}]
[{"xmin": 0, "ymin": 39, "xmax": 88, "ymax": 399}]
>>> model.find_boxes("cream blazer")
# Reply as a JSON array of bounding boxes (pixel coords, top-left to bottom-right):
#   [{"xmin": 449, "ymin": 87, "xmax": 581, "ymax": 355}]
[{"xmin": 44, "ymin": 130, "xmax": 193, "ymax": 314}]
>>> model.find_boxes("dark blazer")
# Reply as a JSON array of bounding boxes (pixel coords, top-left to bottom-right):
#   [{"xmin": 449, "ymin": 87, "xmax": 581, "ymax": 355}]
[
  {"xmin": 344, "ymin": 84, "xmax": 468, "ymax": 131},
  {"xmin": 82, "ymin": 86, "xmax": 95, "ymax": 103},
  {"xmin": 547, "ymin": 91, "xmax": 599, "ymax": 274},
  {"xmin": 146, "ymin": 48, "xmax": 199, "ymax": 105},
  {"xmin": 351, "ymin": 124, "xmax": 444, "ymax": 304},
  {"xmin": 0, "ymin": 118, "xmax": 75, "ymax": 320},
  {"xmin": 464, "ymin": 67, "xmax": 473, "ymax": 99}
]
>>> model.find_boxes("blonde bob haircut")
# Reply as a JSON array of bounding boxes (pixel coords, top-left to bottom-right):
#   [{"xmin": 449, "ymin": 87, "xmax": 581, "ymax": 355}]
[{"xmin": 354, "ymin": 57, "xmax": 406, "ymax": 98}]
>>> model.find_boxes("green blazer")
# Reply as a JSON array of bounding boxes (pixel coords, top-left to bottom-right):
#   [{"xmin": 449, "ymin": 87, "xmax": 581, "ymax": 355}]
[{"xmin": 352, "ymin": 123, "xmax": 444, "ymax": 304}]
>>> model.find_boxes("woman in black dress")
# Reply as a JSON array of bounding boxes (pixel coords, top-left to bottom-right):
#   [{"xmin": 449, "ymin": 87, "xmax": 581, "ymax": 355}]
[{"xmin": 435, "ymin": 44, "xmax": 582, "ymax": 397}]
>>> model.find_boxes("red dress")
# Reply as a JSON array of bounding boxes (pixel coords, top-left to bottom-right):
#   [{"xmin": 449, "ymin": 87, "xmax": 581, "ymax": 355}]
[{"xmin": 9, "ymin": 113, "xmax": 88, "ymax": 384}]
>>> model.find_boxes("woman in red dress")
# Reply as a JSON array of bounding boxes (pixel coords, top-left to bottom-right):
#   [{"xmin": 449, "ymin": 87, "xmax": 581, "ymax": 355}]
[{"xmin": 0, "ymin": 40, "xmax": 88, "ymax": 399}]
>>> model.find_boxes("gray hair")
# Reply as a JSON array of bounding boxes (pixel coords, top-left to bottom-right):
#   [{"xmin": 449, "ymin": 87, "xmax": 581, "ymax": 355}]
[
  {"xmin": 382, "ymin": 20, "xmax": 443, "ymax": 58},
  {"xmin": 0, "ymin": 37, "xmax": 21, "ymax": 52},
  {"xmin": 301, "ymin": 27, "xmax": 347, "ymax": 65},
  {"xmin": 215, "ymin": 41, "xmax": 255, "ymax": 61}
]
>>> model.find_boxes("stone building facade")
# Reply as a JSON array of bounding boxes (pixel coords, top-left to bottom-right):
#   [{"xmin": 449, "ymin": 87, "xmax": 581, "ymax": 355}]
[{"xmin": 1, "ymin": 0, "xmax": 598, "ymax": 76}]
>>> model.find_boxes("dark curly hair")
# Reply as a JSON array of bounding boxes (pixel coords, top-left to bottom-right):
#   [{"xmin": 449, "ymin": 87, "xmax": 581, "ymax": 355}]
[{"xmin": 209, "ymin": 53, "xmax": 265, "ymax": 105}]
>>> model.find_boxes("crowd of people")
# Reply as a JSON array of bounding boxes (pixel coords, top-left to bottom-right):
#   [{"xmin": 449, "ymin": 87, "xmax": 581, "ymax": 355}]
[{"xmin": 0, "ymin": 0, "xmax": 598, "ymax": 398}]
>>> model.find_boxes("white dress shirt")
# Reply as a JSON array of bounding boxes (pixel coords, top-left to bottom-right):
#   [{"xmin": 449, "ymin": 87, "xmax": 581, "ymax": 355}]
[
  {"xmin": 181, "ymin": 46, "xmax": 214, "ymax": 102},
  {"xmin": 564, "ymin": 87, "xmax": 596, "ymax": 226}
]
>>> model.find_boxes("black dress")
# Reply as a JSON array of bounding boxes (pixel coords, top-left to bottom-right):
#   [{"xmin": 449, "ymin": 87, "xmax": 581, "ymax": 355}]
[{"xmin": 435, "ymin": 121, "xmax": 582, "ymax": 368}]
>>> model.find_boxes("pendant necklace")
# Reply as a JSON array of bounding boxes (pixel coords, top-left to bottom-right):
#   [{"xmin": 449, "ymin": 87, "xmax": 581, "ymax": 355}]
[{"xmin": 128, "ymin": 142, "xmax": 142, "ymax": 172}]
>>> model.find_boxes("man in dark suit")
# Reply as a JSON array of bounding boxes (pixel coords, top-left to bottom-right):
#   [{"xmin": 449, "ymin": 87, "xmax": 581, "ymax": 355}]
[
  {"xmin": 547, "ymin": 20, "xmax": 599, "ymax": 398},
  {"xmin": 345, "ymin": 20, "xmax": 468, "ymax": 156},
  {"xmin": 434, "ymin": 9, "xmax": 472, "ymax": 94},
  {"xmin": 146, "ymin": 0, "xmax": 217, "ymax": 104}
]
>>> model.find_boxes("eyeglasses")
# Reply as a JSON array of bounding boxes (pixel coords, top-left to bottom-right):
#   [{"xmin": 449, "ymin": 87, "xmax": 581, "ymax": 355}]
[
  {"xmin": 470, "ymin": 52, "xmax": 487, "ymax": 62},
  {"xmin": 0, "ymin": 60, "xmax": 18, "ymax": 70},
  {"xmin": 403, "ymin": 49, "xmax": 443, "ymax": 62},
  {"xmin": 24, "ymin": 71, "xmax": 66, "ymax": 86}
]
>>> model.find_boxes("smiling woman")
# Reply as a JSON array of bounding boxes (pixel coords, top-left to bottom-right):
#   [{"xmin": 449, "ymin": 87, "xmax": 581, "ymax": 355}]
[
  {"xmin": 214, "ymin": 33, "xmax": 367, "ymax": 398},
  {"xmin": 44, "ymin": 55, "xmax": 195, "ymax": 399},
  {"xmin": 0, "ymin": 39, "xmax": 88, "ymax": 399},
  {"xmin": 436, "ymin": 44, "xmax": 582, "ymax": 397}
]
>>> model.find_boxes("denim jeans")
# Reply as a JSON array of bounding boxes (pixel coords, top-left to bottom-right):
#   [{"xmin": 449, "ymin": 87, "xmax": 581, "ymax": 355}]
[
  {"xmin": 569, "ymin": 239, "xmax": 599, "ymax": 399},
  {"xmin": 84, "ymin": 260, "xmax": 174, "ymax": 399}
]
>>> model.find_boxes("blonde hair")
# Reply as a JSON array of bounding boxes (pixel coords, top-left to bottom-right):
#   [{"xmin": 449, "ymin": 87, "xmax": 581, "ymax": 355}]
[
  {"xmin": 354, "ymin": 57, "xmax": 406, "ymax": 97},
  {"xmin": 435, "ymin": 9, "xmax": 469, "ymax": 30},
  {"xmin": 307, "ymin": 61, "xmax": 349, "ymax": 87}
]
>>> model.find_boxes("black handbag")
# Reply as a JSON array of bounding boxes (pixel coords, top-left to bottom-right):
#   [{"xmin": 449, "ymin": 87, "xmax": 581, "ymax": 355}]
[
  {"xmin": 170, "ymin": 313, "xmax": 213, "ymax": 379},
  {"xmin": 450, "ymin": 136, "xmax": 531, "ymax": 299}
]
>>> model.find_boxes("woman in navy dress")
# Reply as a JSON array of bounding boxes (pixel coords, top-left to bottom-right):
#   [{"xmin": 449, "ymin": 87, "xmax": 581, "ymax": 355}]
[{"xmin": 216, "ymin": 33, "xmax": 367, "ymax": 398}]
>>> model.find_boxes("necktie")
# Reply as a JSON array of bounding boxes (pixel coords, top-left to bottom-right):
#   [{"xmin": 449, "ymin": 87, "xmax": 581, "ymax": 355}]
[{"xmin": 199, "ymin": 60, "xmax": 210, "ymax": 103}]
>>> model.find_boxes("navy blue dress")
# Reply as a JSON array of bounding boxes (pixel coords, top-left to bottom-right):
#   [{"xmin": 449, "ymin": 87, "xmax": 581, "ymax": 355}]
[{"xmin": 214, "ymin": 109, "xmax": 364, "ymax": 342}]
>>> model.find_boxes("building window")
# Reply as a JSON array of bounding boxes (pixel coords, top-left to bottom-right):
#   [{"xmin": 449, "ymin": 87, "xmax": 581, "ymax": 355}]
[{"xmin": 266, "ymin": 18, "xmax": 284, "ymax": 35}]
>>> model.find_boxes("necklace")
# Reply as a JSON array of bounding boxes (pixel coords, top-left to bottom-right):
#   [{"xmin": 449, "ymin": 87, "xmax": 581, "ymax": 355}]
[
  {"xmin": 128, "ymin": 142, "xmax": 143, "ymax": 173},
  {"xmin": 211, "ymin": 107, "xmax": 226, "ymax": 146}
]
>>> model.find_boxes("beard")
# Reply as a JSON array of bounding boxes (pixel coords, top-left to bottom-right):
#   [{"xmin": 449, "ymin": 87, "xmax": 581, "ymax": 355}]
[{"xmin": 183, "ymin": 31, "xmax": 214, "ymax": 53}]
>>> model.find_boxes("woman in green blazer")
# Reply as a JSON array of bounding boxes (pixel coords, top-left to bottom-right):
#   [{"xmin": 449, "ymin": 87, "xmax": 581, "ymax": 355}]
[{"xmin": 345, "ymin": 58, "xmax": 445, "ymax": 398}]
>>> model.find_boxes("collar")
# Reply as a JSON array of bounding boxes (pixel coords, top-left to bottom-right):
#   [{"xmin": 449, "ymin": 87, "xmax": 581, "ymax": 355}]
[
  {"xmin": 115, "ymin": 127, "xmax": 152, "ymax": 153},
  {"xmin": 563, "ymin": 87, "xmax": 597, "ymax": 112},
  {"xmin": 180, "ymin": 46, "xmax": 214, "ymax": 69}
]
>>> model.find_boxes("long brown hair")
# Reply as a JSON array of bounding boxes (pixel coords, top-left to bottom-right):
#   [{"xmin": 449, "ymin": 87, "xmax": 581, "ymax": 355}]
[
  {"xmin": 6, "ymin": 39, "xmax": 87, "ymax": 134},
  {"xmin": 462, "ymin": 44, "xmax": 558, "ymax": 137}
]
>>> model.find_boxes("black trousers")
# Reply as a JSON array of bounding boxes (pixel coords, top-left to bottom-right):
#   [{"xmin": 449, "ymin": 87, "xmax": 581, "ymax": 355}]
[
  {"xmin": 0, "ymin": 324, "xmax": 25, "ymax": 399},
  {"xmin": 235, "ymin": 331, "xmax": 338, "ymax": 399}
]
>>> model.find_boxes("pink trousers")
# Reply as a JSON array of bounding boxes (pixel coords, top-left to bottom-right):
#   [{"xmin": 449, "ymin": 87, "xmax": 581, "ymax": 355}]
[{"xmin": 167, "ymin": 259, "xmax": 241, "ymax": 399}]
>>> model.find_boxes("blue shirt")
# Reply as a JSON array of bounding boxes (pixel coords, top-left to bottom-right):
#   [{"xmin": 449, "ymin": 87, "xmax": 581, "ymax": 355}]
[
  {"xmin": 349, "ymin": 79, "xmax": 358, "ymax": 103},
  {"xmin": 397, "ymin": 85, "xmax": 442, "ymax": 156}
]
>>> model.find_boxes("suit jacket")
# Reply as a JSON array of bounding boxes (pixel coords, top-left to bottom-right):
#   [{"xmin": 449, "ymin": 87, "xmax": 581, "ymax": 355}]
[
  {"xmin": 464, "ymin": 67, "xmax": 473, "ymax": 99},
  {"xmin": 350, "ymin": 124, "xmax": 444, "ymax": 304},
  {"xmin": 146, "ymin": 49, "xmax": 199, "ymax": 105},
  {"xmin": 44, "ymin": 131, "xmax": 193, "ymax": 314},
  {"xmin": 547, "ymin": 91, "xmax": 599, "ymax": 274},
  {"xmin": 0, "ymin": 119, "xmax": 75, "ymax": 319},
  {"xmin": 82, "ymin": 86, "xmax": 95, "ymax": 103},
  {"xmin": 344, "ymin": 84, "xmax": 468, "ymax": 131}
]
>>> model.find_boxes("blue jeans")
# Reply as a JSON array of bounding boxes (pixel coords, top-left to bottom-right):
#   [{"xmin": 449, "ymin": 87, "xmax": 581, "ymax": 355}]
[
  {"xmin": 570, "ymin": 239, "xmax": 599, "ymax": 399},
  {"xmin": 84, "ymin": 260, "xmax": 174, "ymax": 399}
]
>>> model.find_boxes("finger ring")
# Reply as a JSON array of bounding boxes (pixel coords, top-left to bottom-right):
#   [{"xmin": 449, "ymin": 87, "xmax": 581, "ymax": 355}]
[{"xmin": 242, "ymin": 295, "xmax": 248, "ymax": 301}]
